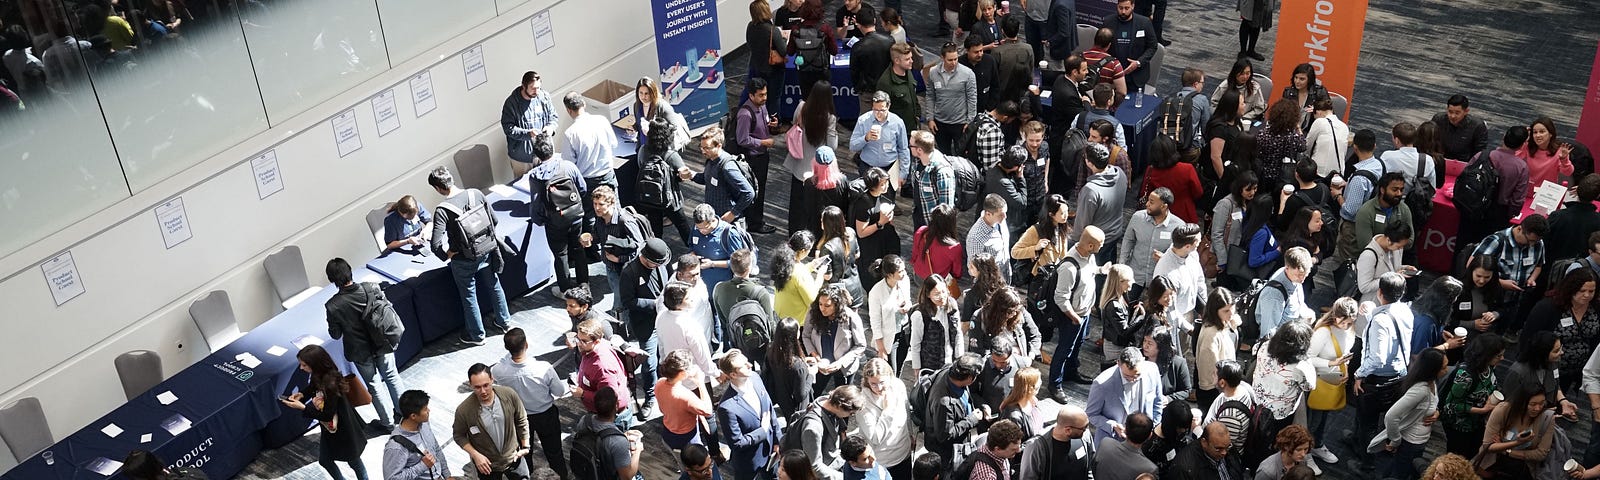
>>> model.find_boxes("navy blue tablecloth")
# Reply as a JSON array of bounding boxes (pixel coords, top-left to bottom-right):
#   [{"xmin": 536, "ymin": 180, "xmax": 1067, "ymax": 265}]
[{"xmin": 1040, "ymin": 90, "xmax": 1161, "ymax": 172}]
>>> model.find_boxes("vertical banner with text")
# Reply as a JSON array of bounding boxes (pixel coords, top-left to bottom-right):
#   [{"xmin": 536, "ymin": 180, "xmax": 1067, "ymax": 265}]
[
  {"xmin": 1577, "ymin": 41, "xmax": 1600, "ymax": 154},
  {"xmin": 1269, "ymin": 0, "xmax": 1368, "ymax": 117},
  {"xmin": 652, "ymin": 0, "xmax": 727, "ymax": 129}
]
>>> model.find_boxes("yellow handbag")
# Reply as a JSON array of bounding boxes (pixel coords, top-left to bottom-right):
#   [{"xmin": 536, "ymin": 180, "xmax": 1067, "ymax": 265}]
[{"xmin": 1307, "ymin": 327, "xmax": 1347, "ymax": 411}]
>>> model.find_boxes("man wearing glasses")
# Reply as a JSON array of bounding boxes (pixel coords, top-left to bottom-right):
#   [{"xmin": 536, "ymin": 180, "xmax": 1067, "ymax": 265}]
[
  {"xmin": 1164, "ymin": 422, "xmax": 1244, "ymax": 480},
  {"xmin": 572, "ymin": 318, "xmax": 636, "ymax": 429},
  {"xmin": 685, "ymin": 128, "xmax": 757, "ymax": 226},
  {"xmin": 1017, "ymin": 405, "xmax": 1095, "ymax": 480}
]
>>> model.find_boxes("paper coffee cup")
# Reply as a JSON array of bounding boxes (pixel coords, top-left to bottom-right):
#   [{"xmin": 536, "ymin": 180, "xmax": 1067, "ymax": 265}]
[
  {"xmin": 1454, "ymin": 327, "xmax": 1468, "ymax": 338},
  {"xmin": 1493, "ymin": 391, "xmax": 1505, "ymax": 402},
  {"xmin": 1282, "ymin": 184, "xmax": 1295, "ymax": 194},
  {"xmin": 1566, "ymin": 459, "xmax": 1581, "ymax": 472},
  {"xmin": 870, "ymin": 124, "xmax": 882, "ymax": 136}
]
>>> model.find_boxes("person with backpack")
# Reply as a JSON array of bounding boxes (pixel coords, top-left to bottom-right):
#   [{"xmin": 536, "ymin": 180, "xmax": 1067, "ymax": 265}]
[
  {"xmin": 1161, "ymin": 68, "xmax": 1212, "ymax": 165},
  {"xmin": 690, "ymin": 127, "xmax": 758, "ymax": 229},
  {"xmin": 924, "ymin": 353, "xmax": 990, "ymax": 473},
  {"xmin": 786, "ymin": 83, "xmax": 840, "ymax": 231},
  {"xmin": 785, "ymin": 1, "xmax": 837, "ymax": 98},
  {"xmin": 789, "ymin": 385, "xmax": 865, "ymax": 480},
  {"xmin": 561, "ymin": 92, "xmax": 619, "ymax": 226},
  {"xmin": 713, "ymin": 250, "xmax": 776, "ymax": 361},
  {"xmin": 1049, "ymin": 226, "xmax": 1106, "ymax": 398},
  {"xmin": 689, "ymin": 203, "xmax": 754, "ymax": 300},
  {"xmin": 715, "ymin": 350, "xmax": 779, "ymax": 480},
  {"xmin": 908, "ymin": 131, "xmax": 957, "ymax": 229},
  {"xmin": 1353, "ymin": 272, "xmax": 1412, "ymax": 462},
  {"xmin": 957, "ymin": 420, "xmax": 1026, "ymax": 480},
  {"xmin": 323, "ymin": 258, "xmax": 404, "ymax": 433},
  {"xmin": 589, "ymin": 185, "xmax": 655, "ymax": 316},
  {"xmin": 569, "ymin": 386, "xmax": 643, "ymax": 480},
  {"xmin": 925, "ymin": 43, "xmax": 978, "ymax": 154},
  {"xmin": 1457, "ymin": 126, "xmax": 1530, "ymax": 247},
  {"xmin": 636, "ymin": 116, "xmax": 695, "ymax": 244},
  {"xmin": 963, "ymin": 100, "xmax": 1013, "ymax": 170},
  {"xmin": 731, "ymin": 77, "xmax": 779, "ymax": 235},
  {"xmin": 1354, "ymin": 220, "xmax": 1415, "ymax": 305},
  {"xmin": 382, "ymin": 391, "xmax": 452, "ymax": 480},
  {"xmin": 427, "ymin": 166, "xmax": 512, "ymax": 345},
  {"xmin": 1081, "ymin": 28, "xmax": 1129, "ymax": 104},
  {"xmin": 528, "ymin": 131, "xmax": 591, "ymax": 293},
  {"xmin": 1252, "ymin": 247, "xmax": 1316, "ymax": 342}
]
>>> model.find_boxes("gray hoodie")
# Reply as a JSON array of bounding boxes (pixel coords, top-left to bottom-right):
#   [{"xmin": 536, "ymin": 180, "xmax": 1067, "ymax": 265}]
[{"xmin": 1074, "ymin": 165, "xmax": 1127, "ymax": 243}]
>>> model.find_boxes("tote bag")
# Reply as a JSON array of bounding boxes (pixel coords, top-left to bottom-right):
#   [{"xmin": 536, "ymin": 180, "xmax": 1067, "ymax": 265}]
[{"xmin": 1306, "ymin": 327, "xmax": 1346, "ymax": 410}]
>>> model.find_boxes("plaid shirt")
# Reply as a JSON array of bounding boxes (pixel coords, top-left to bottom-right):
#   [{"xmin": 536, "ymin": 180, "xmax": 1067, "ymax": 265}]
[
  {"xmin": 1473, "ymin": 227, "xmax": 1545, "ymax": 283},
  {"xmin": 973, "ymin": 112, "xmax": 1005, "ymax": 169},
  {"xmin": 912, "ymin": 154, "xmax": 956, "ymax": 218}
]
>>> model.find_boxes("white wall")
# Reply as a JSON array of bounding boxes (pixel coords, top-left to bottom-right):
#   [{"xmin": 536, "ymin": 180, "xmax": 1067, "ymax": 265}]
[{"xmin": 0, "ymin": 0, "xmax": 751, "ymax": 471}]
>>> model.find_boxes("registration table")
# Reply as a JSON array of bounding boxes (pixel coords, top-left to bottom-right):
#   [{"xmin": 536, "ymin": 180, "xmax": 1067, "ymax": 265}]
[
  {"xmin": 1040, "ymin": 90, "xmax": 1160, "ymax": 173},
  {"xmin": 3, "ymin": 269, "xmax": 387, "ymax": 480}
]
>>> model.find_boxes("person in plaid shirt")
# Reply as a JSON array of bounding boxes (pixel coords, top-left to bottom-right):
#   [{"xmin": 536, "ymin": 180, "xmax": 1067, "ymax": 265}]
[
  {"xmin": 908, "ymin": 130, "xmax": 956, "ymax": 229},
  {"xmin": 1471, "ymin": 214, "xmax": 1549, "ymax": 334},
  {"xmin": 969, "ymin": 101, "xmax": 1018, "ymax": 170}
]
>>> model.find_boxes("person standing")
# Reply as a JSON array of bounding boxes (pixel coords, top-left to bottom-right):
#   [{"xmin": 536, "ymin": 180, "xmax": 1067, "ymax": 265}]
[
  {"xmin": 960, "ymin": 35, "xmax": 1000, "ymax": 114},
  {"xmin": 589, "ymin": 185, "xmax": 652, "ymax": 314},
  {"xmin": 1018, "ymin": 406, "xmax": 1097, "ymax": 480},
  {"xmin": 959, "ymin": 420, "xmax": 1026, "ymax": 480},
  {"xmin": 792, "ymin": 386, "xmax": 866, "ymax": 480},
  {"xmin": 621, "ymin": 238, "xmax": 674, "ymax": 418},
  {"xmin": 491, "ymin": 328, "xmax": 569, "ymax": 479},
  {"xmin": 1164, "ymin": 422, "xmax": 1244, "ymax": 480},
  {"xmin": 1077, "ymin": 144, "xmax": 1128, "ymax": 261},
  {"xmin": 853, "ymin": 358, "xmax": 915, "ymax": 480},
  {"xmin": 383, "ymin": 390, "xmax": 453, "ymax": 480},
  {"xmin": 1151, "ymin": 224, "xmax": 1206, "ymax": 325},
  {"xmin": 1119, "ymin": 188, "xmax": 1185, "ymax": 302},
  {"xmin": 731, "ymin": 77, "xmax": 780, "ymax": 235},
  {"xmin": 713, "ymin": 249, "xmax": 777, "ymax": 359},
  {"xmin": 572, "ymin": 386, "xmax": 645, "ymax": 480},
  {"xmin": 624, "ymin": 77, "xmax": 677, "ymax": 205},
  {"xmin": 804, "ymin": 285, "xmax": 870, "ymax": 393},
  {"xmin": 1094, "ymin": 412, "xmax": 1158, "ymax": 480},
  {"xmin": 561, "ymin": 92, "xmax": 619, "ymax": 226},
  {"xmin": 322, "ymin": 258, "xmax": 404, "ymax": 433},
  {"xmin": 527, "ymin": 136, "xmax": 591, "ymax": 294},
  {"xmin": 1305, "ymin": 98, "xmax": 1350, "ymax": 178},
  {"xmin": 280, "ymin": 345, "xmax": 370, "ymax": 480},
  {"xmin": 1235, "ymin": 0, "xmax": 1274, "ymax": 61},
  {"xmin": 690, "ymin": 127, "xmax": 759, "ymax": 228},
  {"xmin": 1050, "ymin": 226, "xmax": 1104, "ymax": 397},
  {"xmin": 1459, "ymin": 127, "xmax": 1531, "ymax": 245},
  {"xmin": 428, "ymin": 167, "xmax": 511, "ymax": 345},
  {"xmin": 502, "ymin": 71, "xmax": 558, "ymax": 179},
  {"xmin": 716, "ymin": 350, "xmax": 780, "ymax": 480},
  {"xmin": 849, "ymin": 8, "xmax": 893, "ymax": 117},
  {"xmin": 925, "ymin": 43, "xmax": 978, "ymax": 155},
  {"xmin": 1086, "ymin": 349, "xmax": 1166, "ymax": 443},
  {"xmin": 573, "ymin": 318, "xmax": 637, "ymax": 427},
  {"xmin": 1353, "ymin": 273, "xmax": 1412, "ymax": 458},
  {"xmin": 969, "ymin": 193, "xmax": 1015, "ymax": 280},
  {"xmin": 925, "ymin": 354, "xmax": 990, "ymax": 473},
  {"xmin": 878, "ymin": 43, "xmax": 921, "ymax": 139},
  {"xmin": 851, "ymin": 93, "xmax": 911, "ymax": 197},
  {"xmin": 908, "ymin": 130, "xmax": 957, "ymax": 229},
  {"xmin": 1373, "ymin": 349, "xmax": 1448, "ymax": 480},
  {"xmin": 455, "ymin": 364, "xmax": 532, "ymax": 480},
  {"xmin": 1020, "ymin": 0, "xmax": 1053, "ymax": 62},
  {"xmin": 1102, "ymin": 0, "xmax": 1158, "ymax": 94},
  {"xmin": 991, "ymin": 17, "xmax": 1034, "ymax": 107}
]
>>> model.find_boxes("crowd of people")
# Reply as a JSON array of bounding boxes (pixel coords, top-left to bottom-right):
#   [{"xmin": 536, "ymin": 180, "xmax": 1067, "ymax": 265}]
[{"xmin": 110, "ymin": 0, "xmax": 1600, "ymax": 480}]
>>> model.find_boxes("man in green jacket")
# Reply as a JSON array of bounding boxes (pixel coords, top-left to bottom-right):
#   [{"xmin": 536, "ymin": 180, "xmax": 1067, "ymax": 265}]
[
  {"xmin": 877, "ymin": 42, "xmax": 921, "ymax": 135},
  {"xmin": 454, "ymin": 363, "xmax": 531, "ymax": 479}
]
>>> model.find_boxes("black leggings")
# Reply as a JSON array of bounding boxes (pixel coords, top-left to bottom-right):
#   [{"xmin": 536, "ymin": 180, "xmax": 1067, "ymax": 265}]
[{"xmin": 1239, "ymin": 20, "xmax": 1262, "ymax": 53}]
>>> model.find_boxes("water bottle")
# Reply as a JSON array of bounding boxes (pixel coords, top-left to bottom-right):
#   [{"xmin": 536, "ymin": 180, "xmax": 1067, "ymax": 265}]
[{"xmin": 1134, "ymin": 91, "xmax": 1143, "ymax": 108}]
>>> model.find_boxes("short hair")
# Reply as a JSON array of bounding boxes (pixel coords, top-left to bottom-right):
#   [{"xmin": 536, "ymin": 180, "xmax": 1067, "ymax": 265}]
[
  {"xmin": 468, "ymin": 362, "xmax": 493, "ymax": 380},
  {"xmin": 1065, "ymin": 55, "xmax": 1086, "ymax": 74},
  {"xmin": 562, "ymin": 91, "xmax": 585, "ymax": 111},
  {"xmin": 533, "ymin": 135, "xmax": 554, "ymax": 161},
  {"xmin": 564, "ymin": 284, "xmax": 594, "ymax": 306},
  {"xmin": 911, "ymin": 130, "xmax": 937, "ymax": 152},
  {"xmin": 730, "ymin": 249, "xmax": 754, "ymax": 276},
  {"xmin": 1094, "ymin": 27, "xmax": 1114, "ymax": 47},
  {"xmin": 856, "ymin": 6, "xmax": 879, "ymax": 28},
  {"xmin": 398, "ymin": 389, "xmax": 430, "ymax": 419},
  {"xmin": 1086, "ymin": 143, "xmax": 1110, "ymax": 169},
  {"xmin": 576, "ymin": 318, "xmax": 607, "ymax": 338},
  {"xmin": 1378, "ymin": 272, "xmax": 1408, "ymax": 302},
  {"xmin": 983, "ymin": 193, "xmax": 1007, "ymax": 214},
  {"xmin": 680, "ymin": 444, "xmax": 712, "ymax": 469},
  {"xmin": 1295, "ymin": 156, "xmax": 1318, "ymax": 183},
  {"xmin": 1118, "ymin": 347, "xmax": 1145, "ymax": 367},
  {"xmin": 841, "ymin": 434, "xmax": 871, "ymax": 463},
  {"xmin": 1384, "ymin": 218, "xmax": 1414, "ymax": 242},
  {"xmin": 660, "ymin": 349, "xmax": 694, "ymax": 378},
  {"xmin": 942, "ymin": 42, "xmax": 962, "ymax": 56},
  {"xmin": 1504, "ymin": 126, "xmax": 1530, "ymax": 150},
  {"xmin": 427, "ymin": 166, "xmax": 454, "ymax": 190},
  {"xmin": 700, "ymin": 126, "xmax": 724, "ymax": 147},
  {"xmin": 987, "ymin": 419, "xmax": 1025, "ymax": 449},
  {"xmin": 890, "ymin": 42, "xmax": 913, "ymax": 59},
  {"xmin": 951, "ymin": 353, "xmax": 984, "ymax": 380},
  {"xmin": 1150, "ymin": 187, "xmax": 1175, "ymax": 207},
  {"xmin": 1283, "ymin": 246, "xmax": 1313, "ymax": 271},
  {"xmin": 963, "ymin": 33, "xmax": 985, "ymax": 50},
  {"xmin": 1125, "ymin": 412, "xmax": 1154, "ymax": 444},
  {"xmin": 1392, "ymin": 122, "xmax": 1418, "ymax": 146},
  {"xmin": 749, "ymin": 77, "xmax": 768, "ymax": 93},
  {"xmin": 1022, "ymin": 120, "xmax": 1046, "ymax": 136},
  {"xmin": 1353, "ymin": 129, "xmax": 1377, "ymax": 153},
  {"xmin": 591, "ymin": 184, "xmax": 617, "ymax": 206},
  {"xmin": 912, "ymin": 452, "xmax": 943, "ymax": 479},
  {"xmin": 994, "ymin": 100, "xmax": 1020, "ymax": 119},
  {"xmin": 326, "ymin": 258, "xmax": 353, "ymax": 285},
  {"xmin": 1092, "ymin": 83, "xmax": 1115, "ymax": 107},
  {"xmin": 503, "ymin": 327, "xmax": 527, "ymax": 355},
  {"xmin": 988, "ymin": 334, "xmax": 1016, "ymax": 357},
  {"xmin": 521, "ymin": 71, "xmax": 539, "ymax": 86},
  {"xmin": 872, "ymin": 90, "xmax": 890, "ymax": 104},
  {"xmin": 594, "ymin": 385, "xmax": 619, "ymax": 417},
  {"xmin": 1447, "ymin": 94, "xmax": 1470, "ymax": 110},
  {"xmin": 828, "ymin": 385, "xmax": 864, "ymax": 413},
  {"xmin": 692, "ymin": 203, "xmax": 718, "ymax": 224},
  {"xmin": 676, "ymin": 254, "xmax": 700, "ymax": 275},
  {"xmin": 663, "ymin": 282, "xmax": 690, "ymax": 310},
  {"xmin": 1172, "ymin": 223, "xmax": 1202, "ymax": 249},
  {"xmin": 1521, "ymin": 214, "xmax": 1550, "ymax": 238},
  {"xmin": 1215, "ymin": 359, "xmax": 1245, "ymax": 387},
  {"xmin": 1275, "ymin": 424, "xmax": 1314, "ymax": 452},
  {"xmin": 1001, "ymin": 15, "xmax": 1021, "ymax": 38},
  {"xmin": 1377, "ymin": 171, "xmax": 1407, "ymax": 191},
  {"xmin": 1180, "ymin": 68, "xmax": 1204, "ymax": 87}
]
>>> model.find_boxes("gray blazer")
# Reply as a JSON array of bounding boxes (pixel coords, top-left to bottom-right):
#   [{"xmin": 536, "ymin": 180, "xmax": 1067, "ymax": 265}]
[{"xmin": 802, "ymin": 309, "xmax": 868, "ymax": 377}]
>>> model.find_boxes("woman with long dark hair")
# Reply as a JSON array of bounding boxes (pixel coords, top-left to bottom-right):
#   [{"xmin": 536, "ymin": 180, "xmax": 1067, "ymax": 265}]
[
  {"xmin": 763, "ymin": 317, "xmax": 815, "ymax": 419},
  {"xmin": 1416, "ymin": 122, "xmax": 1449, "ymax": 187},
  {"xmin": 866, "ymin": 255, "xmax": 913, "ymax": 373},
  {"xmin": 803, "ymin": 284, "xmax": 868, "ymax": 392},
  {"xmin": 787, "ymin": 81, "xmax": 840, "ymax": 231},
  {"xmin": 1409, "ymin": 276, "xmax": 1467, "ymax": 358},
  {"xmin": 851, "ymin": 167, "xmax": 900, "ymax": 289},
  {"xmin": 1280, "ymin": 63, "xmax": 1327, "ymax": 131},
  {"xmin": 1239, "ymin": 193, "xmax": 1281, "ymax": 282},
  {"xmin": 1202, "ymin": 89, "xmax": 1248, "ymax": 211},
  {"xmin": 1454, "ymin": 255, "xmax": 1507, "ymax": 337},
  {"xmin": 1010, "ymin": 194, "xmax": 1073, "ymax": 280},
  {"xmin": 1142, "ymin": 401, "xmax": 1196, "ymax": 472},
  {"xmin": 962, "ymin": 252, "xmax": 1009, "ymax": 324},
  {"xmin": 1496, "ymin": 331, "xmax": 1575, "ymax": 420},
  {"xmin": 1196, "ymin": 287, "xmax": 1240, "ymax": 409},
  {"xmin": 280, "ymin": 345, "xmax": 369, "ymax": 480},
  {"xmin": 746, "ymin": 0, "xmax": 787, "ymax": 115},
  {"xmin": 1211, "ymin": 58, "xmax": 1265, "ymax": 123},
  {"xmin": 911, "ymin": 204, "xmax": 963, "ymax": 279},
  {"xmin": 121, "ymin": 450, "xmax": 207, "ymax": 480},
  {"xmin": 814, "ymin": 205, "xmax": 864, "ymax": 308},
  {"xmin": 908, "ymin": 274, "xmax": 962, "ymax": 372},
  {"xmin": 1211, "ymin": 171, "xmax": 1258, "ymax": 285},
  {"xmin": 1142, "ymin": 326, "xmax": 1194, "ymax": 405},
  {"xmin": 1278, "ymin": 206, "xmax": 1323, "ymax": 258},
  {"xmin": 1141, "ymin": 136, "xmax": 1204, "ymax": 223},
  {"xmin": 1255, "ymin": 99, "xmax": 1307, "ymax": 191},
  {"xmin": 778, "ymin": 449, "xmax": 820, "ymax": 480},
  {"xmin": 1438, "ymin": 333, "xmax": 1505, "ymax": 458},
  {"xmin": 1517, "ymin": 117, "xmax": 1576, "ymax": 194},
  {"xmin": 1479, "ymin": 384, "xmax": 1554, "ymax": 480},
  {"xmin": 1374, "ymin": 349, "xmax": 1447, "ymax": 480},
  {"xmin": 973, "ymin": 287, "xmax": 1042, "ymax": 361},
  {"xmin": 1522, "ymin": 268, "xmax": 1599, "ymax": 390}
]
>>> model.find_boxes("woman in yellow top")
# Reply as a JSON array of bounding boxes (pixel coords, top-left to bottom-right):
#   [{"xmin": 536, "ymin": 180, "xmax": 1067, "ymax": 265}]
[
  {"xmin": 1010, "ymin": 194, "xmax": 1074, "ymax": 276},
  {"xmin": 773, "ymin": 231, "xmax": 830, "ymax": 323}
]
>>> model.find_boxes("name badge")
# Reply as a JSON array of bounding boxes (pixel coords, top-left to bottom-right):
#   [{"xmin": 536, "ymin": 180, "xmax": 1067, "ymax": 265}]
[
  {"xmin": 1037, "ymin": 157, "xmax": 1046, "ymax": 167},
  {"xmin": 923, "ymin": 185, "xmax": 934, "ymax": 193},
  {"xmin": 1523, "ymin": 257, "xmax": 1535, "ymax": 266},
  {"xmin": 1458, "ymin": 302, "xmax": 1472, "ymax": 311},
  {"xmin": 1231, "ymin": 211, "xmax": 1244, "ymax": 221},
  {"xmin": 1374, "ymin": 214, "xmax": 1387, "ymax": 224},
  {"xmin": 691, "ymin": 236, "xmax": 699, "ymax": 245},
  {"xmin": 1555, "ymin": 369, "xmax": 1562, "ymax": 379},
  {"xmin": 469, "ymin": 426, "xmax": 482, "ymax": 435},
  {"xmin": 1166, "ymin": 449, "xmax": 1177, "ymax": 461},
  {"xmin": 1136, "ymin": 30, "xmax": 1146, "ymax": 38},
  {"xmin": 1159, "ymin": 231, "xmax": 1171, "ymax": 240},
  {"xmin": 1561, "ymin": 316, "xmax": 1575, "ymax": 329},
  {"xmin": 934, "ymin": 82, "xmax": 943, "ymax": 89},
  {"xmin": 882, "ymin": 202, "xmax": 895, "ymax": 214},
  {"xmin": 1074, "ymin": 446, "xmax": 1086, "ymax": 459},
  {"xmin": 883, "ymin": 142, "xmax": 895, "ymax": 154},
  {"xmin": 709, "ymin": 176, "xmax": 719, "ymax": 187}
]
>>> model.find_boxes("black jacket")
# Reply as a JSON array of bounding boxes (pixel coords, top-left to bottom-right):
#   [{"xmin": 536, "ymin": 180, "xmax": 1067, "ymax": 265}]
[
  {"xmin": 1162, "ymin": 442, "xmax": 1243, "ymax": 480},
  {"xmin": 596, "ymin": 207, "xmax": 653, "ymax": 268},
  {"xmin": 1101, "ymin": 13, "xmax": 1158, "ymax": 66},
  {"xmin": 962, "ymin": 53, "xmax": 1000, "ymax": 113},
  {"xmin": 850, "ymin": 31, "xmax": 895, "ymax": 95},
  {"xmin": 1430, "ymin": 112, "xmax": 1490, "ymax": 162},
  {"xmin": 619, "ymin": 257, "xmax": 668, "ymax": 322},
  {"xmin": 925, "ymin": 368, "xmax": 984, "ymax": 469},
  {"xmin": 1046, "ymin": 0, "xmax": 1078, "ymax": 60},
  {"xmin": 1545, "ymin": 201, "xmax": 1600, "ymax": 262},
  {"xmin": 325, "ymin": 282, "xmax": 387, "ymax": 364}
]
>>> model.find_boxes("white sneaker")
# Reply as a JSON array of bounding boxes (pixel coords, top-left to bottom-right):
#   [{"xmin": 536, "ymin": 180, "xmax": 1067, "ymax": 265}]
[
  {"xmin": 1312, "ymin": 445, "xmax": 1339, "ymax": 464},
  {"xmin": 1309, "ymin": 459, "xmax": 1323, "ymax": 476}
]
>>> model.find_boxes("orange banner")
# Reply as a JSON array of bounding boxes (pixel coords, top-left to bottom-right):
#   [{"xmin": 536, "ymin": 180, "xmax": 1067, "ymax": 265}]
[{"xmin": 1268, "ymin": 0, "xmax": 1369, "ymax": 118}]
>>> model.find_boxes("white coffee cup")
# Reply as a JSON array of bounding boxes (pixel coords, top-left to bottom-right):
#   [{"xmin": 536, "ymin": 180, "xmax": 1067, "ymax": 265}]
[
  {"xmin": 1493, "ymin": 391, "xmax": 1505, "ymax": 402},
  {"xmin": 1282, "ymin": 184, "xmax": 1295, "ymax": 194},
  {"xmin": 1566, "ymin": 459, "xmax": 1581, "ymax": 472},
  {"xmin": 1453, "ymin": 327, "xmax": 1468, "ymax": 338},
  {"xmin": 869, "ymin": 124, "xmax": 882, "ymax": 137}
]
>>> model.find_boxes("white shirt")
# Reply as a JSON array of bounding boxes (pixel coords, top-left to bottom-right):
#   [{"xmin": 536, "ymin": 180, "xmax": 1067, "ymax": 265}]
[
  {"xmin": 563, "ymin": 112, "xmax": 620, "ymax": 178},
  {"xmin": 1306, "ymin": 115, "xmax": 1350, "ymax": 177},
  {"xmin": 867, "ymin": 276, "xmax": 912, "ymax": 343},
  {"xmin": 1378, "ymin": 147, "xmax": 1438, "ymax": 188},
  {"xmin": 657, "ymin": 308, "xmax": 719, "ymax": 378},
  {"xmin": 1152, "ymin": 248, "xmax": 1205, "ymax": 326}
]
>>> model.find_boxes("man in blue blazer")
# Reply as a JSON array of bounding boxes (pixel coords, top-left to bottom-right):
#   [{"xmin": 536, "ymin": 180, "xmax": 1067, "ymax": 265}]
[
  {"xmin": 716, "ymin": 350, "xmax": 780, "ymax": 480},
  {"xmin": 1085, "ymin": 348, "xmax": 1165, "ymax": 443}
]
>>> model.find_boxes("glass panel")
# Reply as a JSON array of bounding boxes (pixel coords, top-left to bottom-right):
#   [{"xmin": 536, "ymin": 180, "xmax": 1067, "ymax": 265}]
[
  {"xmin": 377, "ymin": 0, "xmax": 496, "ymax": 64},
  {"xmin": 238, "ymin": 0, "xmax": 388, "ymax": 122},
  {"xmin": 88, "ymin": 0, "xmax": 270, "ymax": 192},
  {"xmin": 495, "ymin": 0, "xmax": 531, "ymax": 15},
  {"xmin": 0, "ymin": 0, "xmax": 130, "ymax": 254}
]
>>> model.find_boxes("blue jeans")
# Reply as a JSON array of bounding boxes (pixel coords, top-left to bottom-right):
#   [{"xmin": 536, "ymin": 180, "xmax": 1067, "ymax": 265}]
[
  {"xmin": 1376, "ymin": 440, "xmax": 1425, "ymax": 480},
  {"xmin": 627, "ymin": 313, "xmax": 661, "ymax": 401},
  {"xmin": 449, "ymin": 255, "xmax": 510, "ymax": 341},
  {"xmin": 319, "ymin": 449, "xmax": 368, "ymax": 480},
  {"xmin": 1050, "ymin": 311, "xmax": 1089, "ymax": 388},
  {"xmin": 352, "ymin": 353, "xmax": 403, "ymax": 426}
]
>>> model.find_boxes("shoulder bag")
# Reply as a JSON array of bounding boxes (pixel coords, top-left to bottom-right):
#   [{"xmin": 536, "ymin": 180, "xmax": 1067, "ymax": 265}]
[
  {"xmin": 1306, "ymin": 327, "xmax": 1346, "ymax": 410},
  {"xmin": 768, "ymin": 25, "xmax": 786, "ymax": 67}
]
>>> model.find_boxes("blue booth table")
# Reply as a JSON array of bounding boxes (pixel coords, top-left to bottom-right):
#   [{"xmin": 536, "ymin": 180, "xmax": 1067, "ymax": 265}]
[
  {"xmin": 1041, "ymin": 91, "xmax": 1160, "ymax": 174},
  {"xmin": 778, "ymin": 49, "xmax": 925, "ymax": 123},
  {"xmin": 2, "ymin": 270, "xmax": 382, "ymax": 480}
]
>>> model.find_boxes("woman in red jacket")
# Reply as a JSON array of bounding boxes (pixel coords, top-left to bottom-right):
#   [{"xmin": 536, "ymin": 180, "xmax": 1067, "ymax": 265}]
[
  {"xmin": 1142, "ymin": 136, "xmax": 1205, "ymax": 223},
  {"xmin": 911, "ymin": 204, "xmax": 964, "ymax": 279}
]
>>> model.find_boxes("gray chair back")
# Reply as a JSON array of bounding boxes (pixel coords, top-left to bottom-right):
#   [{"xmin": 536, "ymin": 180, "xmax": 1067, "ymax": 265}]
[
  {"xmin": 0, "ymin": 397, "xmax": 53, "ymax": 461},
  {"xmin": 189, "ymin": 290, "xmax": 242, "ymax": 351},
  {"xmin": 264, "ymin": 246, "xmax": 312, "ymax": 306},
  {"xmin": 454, "ymin": 144, "xmax": 494, "ymax": 190},
  {"xmin": 1074, "ymin": 24, "xmax": 1097, "ymax": 56},
  {"xmin": 1141, "ymin": 44, "xmax": 1166, "ymax": 96},
  {"xmin": 1330, "ymin": 92, "xmax": 1349, "ymax": 121},
  {"xmin": 367, "ymin": 203, "xmax": 394, "ymax": 252},
  {"xmin": 115, "ymin": 350, "xmax": 163, "ymax": 401},
  {"xmin": 1253, "ymin": 73, "xmax": 1274, "ymax": 102}
]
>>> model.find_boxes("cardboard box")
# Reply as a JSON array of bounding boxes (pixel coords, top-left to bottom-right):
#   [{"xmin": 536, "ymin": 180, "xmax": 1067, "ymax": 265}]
[{"xmin": 581, "ymin": 80, "xmax": 635, "ymax": 125}]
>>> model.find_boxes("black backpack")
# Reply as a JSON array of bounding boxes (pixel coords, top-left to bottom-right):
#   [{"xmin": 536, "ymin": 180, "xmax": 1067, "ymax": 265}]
[
  {"xmin": 909, "ymin": 367, "xmax": 942, "ymax": 430},
  {"xmin": 1211, "ymin": 399, "xmax": 1257, "ymax": 458},
  {"xmin": 1348, "ymin": 161, "xmax": 1388, "ymax": 206},
  {"xmin": 636, "ymin": 153, "xmax": 680, "ymax": 210},
  {"xmin": 942, "ymin": 155, "xmax": 983, "ymax": 211},
  {"xmin": 534, "ymin": 173, "xmax": 585, "ymax": 228},
  {"xmin": 570, "ymin": 418, "xmax": 625, "ymax": 480},
  {"xmin": 1028, "ymin": 257, "xmax": 1078, "ymax": 315},
  {"xmin": 729, "ymin": 298, "xmax": 774, "ymax": 353},
  {"xmin": 436, "ymin": 189, "xmax": 500, "ymax": 258},
  {"xmin": 1235, "ymin": 279, "xmax": 1286, "ymax": 345},
  {"xmin": 723, "ymin": 104, "xmax": 756, "ymax": 156},
  {"xmin": 956, "ymin": 114, "xmax": 1000, "ymax": 167},
  {"xmin": 1454, "ymin": 146, "xmax": 1502, "ymax": 219},
  {"xmin": 1158, "ymin": 91, "xmax": 1202, "ymax": 149},
  {"xmin": 1404, "ymin": 153, "xmax": 1437, "ymax": 227},
  {"xmin": 791, "ymin": 27, "xmax": 827, "ymax": 72},
  {"xmin": 1083, "ymin": 55, "xmax": 1115, "ymax": 90},
  {"xmin": 359, "ymin": 283, "xmax": 405, "ymax": 354},
  {"xmin": 722, "ymin": 154, "xmax": 763, "ymax": 200},
  {"xmin": 387, "ymin": 435, "xmax": 434, "ymax": 478},
  {"xmin": 952, "ymin": 449, "xmax": 1003, "ymax": 480}
]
